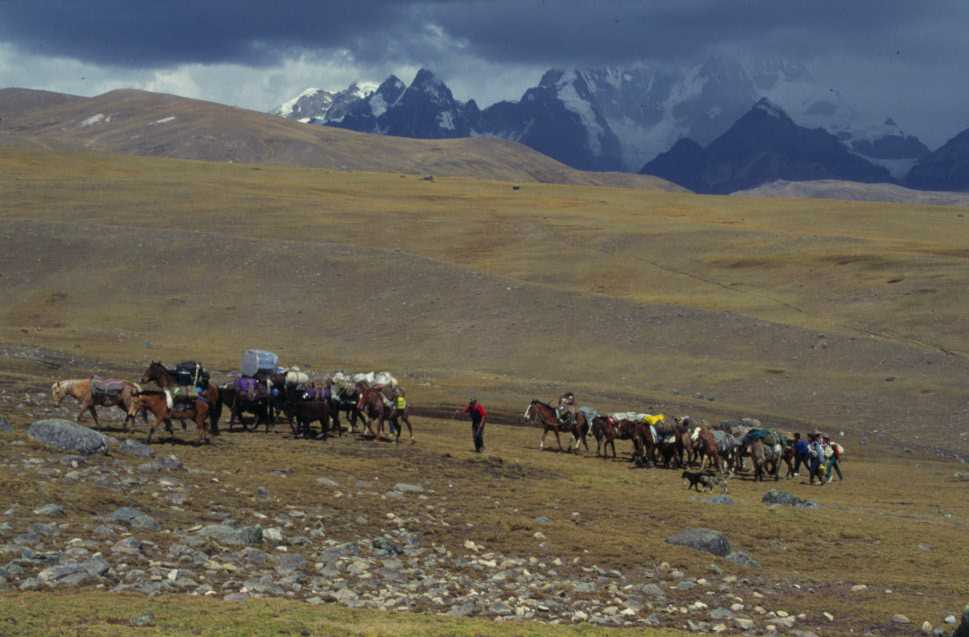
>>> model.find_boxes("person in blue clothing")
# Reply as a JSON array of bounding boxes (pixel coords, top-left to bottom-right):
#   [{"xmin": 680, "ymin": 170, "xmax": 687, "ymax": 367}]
[{"xmin": 792, "ymin": 432, "xmax": 810, "ymax": 477}]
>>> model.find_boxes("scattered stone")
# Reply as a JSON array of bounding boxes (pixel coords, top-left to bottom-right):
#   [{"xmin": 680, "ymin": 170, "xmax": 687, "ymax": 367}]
[
  {"xmin": 255, "ymin": 486, "xmax": 270, "ymax": 499},
  {"xmin": 263, "ymin": 527, "xmax": 283, "ymax": 545},
  {"xmin": 762, "ymin": 490, "xmax": 817, "ymax": 508},
  {"xmin": 33, "ymin": 503, "xmax": 65, "ymax": 517},
  {"xmin": 850, "ymin": 584, "xmax": 868, "ymax": 592},
  {"xmin": 0, "ymin": 417, "xmax": 12, "ymax": 432},
  {"xmin": 706, "ymin": 495, "xmax": 735, "ymax": 505},
  {"xmin": 892, "ymin": 614, "xmax": 911, "ymax": 624},
  {"xmin": 393, "ymin": 483, "xmax": 424, "ymax": 493},
  {"xmin": 27, "ymin": 419, "xmax": 109, "ymax": 455},
  {"xmin": 922, "ymin": 621, "xmax": 933, "ymax": 634},
  {"xmin": 534, "ymin": 515, "xmax": 553, "ymax": 525},
  {"xmin": 130, "ymin": 611, "xmax": 155, "ymax": 627},
  {"xmin": 111, "ymin": 507, "xmax": 160, "ymax": 532},
  {"xmin": 667, "ymin": 528, "xmax": 732, "ymax": 557},
  {"xmin": 316, "ymin": 477, "xmax": 339, "ymax": 488},
  {"xmin": 822, "ymin": 612, "xmax": 834, "ymax": 622},
  {"xmin": 726, "ymin": 551, "xmax": 759, "ymax": 568},
  {"xmin": 954, "ymin": 472, "xmax": 969, "ymax": 482},
  {"xmin": 118, "ymin": 439, "xmax": 153, "ymax": 458},
  {"xmin": 194, "ymin": 525, "xmax": 262, "ymax": 546},
  {"xmin": 734, "ymin": 617, "xmax": 755, "ymax": 630}
]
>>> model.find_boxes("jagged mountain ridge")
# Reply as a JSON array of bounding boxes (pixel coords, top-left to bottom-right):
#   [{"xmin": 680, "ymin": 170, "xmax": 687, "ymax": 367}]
[
  {"xmin": 273, "ymin": 56, "xmax": 930, "ymax": 175},
  {"xmin": 640, "ymin": 99, "xmax": 893, "ymax": 194}
]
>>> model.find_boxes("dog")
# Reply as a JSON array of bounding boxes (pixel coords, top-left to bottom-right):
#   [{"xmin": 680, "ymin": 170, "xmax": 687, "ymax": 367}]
[{"xmin": 682, "ymin": 470, "xmax": 730, "ymax": 494}]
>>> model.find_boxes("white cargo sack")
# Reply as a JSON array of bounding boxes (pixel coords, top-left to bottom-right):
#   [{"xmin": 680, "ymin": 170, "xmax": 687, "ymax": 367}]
[{"xmin": 241, "ymin": 350, "xmax": 279, "ymax": 377}]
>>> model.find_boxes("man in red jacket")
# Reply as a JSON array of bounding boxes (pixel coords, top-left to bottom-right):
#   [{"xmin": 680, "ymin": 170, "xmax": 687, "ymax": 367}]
[{"xmin": 458, "ymin": 398, "xmax": 487, "ymax": 453}]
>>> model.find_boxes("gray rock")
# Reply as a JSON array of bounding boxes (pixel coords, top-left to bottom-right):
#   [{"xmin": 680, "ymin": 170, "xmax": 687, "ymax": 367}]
[
  {"xmin": 27, "ymin": 419, "xmax": 109, "ymax": 455},
  {"xmin": 194, "ymin": 524, "xmax": 262, "ymax": 546},
  {"xmin": 762, "ymin": 490, "xmax": 817, "ymax": 508},
  {"xmin": 706, "ymin": 495, "xmax": 735, "ymax": 505},
  {"xmin": 0, "ymin": 417, "xmax": 12, "ymax": 432},
  {"xmin": 316, "ymin": 477, "xmax": 339, "ymax": 488},
  {"xmin": 118, "ymin": 439, "xmax": 153, "ymax": 458},
  {"xmin": 38, "ymin": 559, "xmax": 107, "ymax": 587},
  {"xmin": 274, "ymin": 553, "xmax": 307, "ymax": 574},
  {"xmin": 393, "ymin": 482, "xmax": 424, "ymax": 493},
  {"xmin": 448, "ymin": 601, "xmax": 475, "ymax": 617},
  {"xmin": 130, "ymin": 612, "xmax": 155, "ymax": 627},
  {"xmin": 667, "ymin": 528, "xmax": 732, "ymax": 557},
  {"xmin": 639, "ymin": 583, "xmax": 665, "ymax": 599},
  {"xmin": 534, "ymin": 515, "xmax": 553, "ymax": 525},
  {"xmin": 110, "ymin": 507, "xmax": 160, "ymax": 532},
  {"xmin": 33, "ymin": 504, "xmax": 65, "ymax": 517},
  {"xmin": 111, "ymin": 537, "xmax": 145, "ymax": 555},
  {"xmin": 892, "ymin": 614, "xmax": 911, "ymax": 624},
  {"xmin": 710, "ymin": 608, "xmax": 734, "ymax": 620},
  {"xmin": 255, "ymin": 486, "xmax": 270, "ymax": 499},
  {"xmin": 726, "ymin": 551, "xmax": 759, "ymax": 568}
]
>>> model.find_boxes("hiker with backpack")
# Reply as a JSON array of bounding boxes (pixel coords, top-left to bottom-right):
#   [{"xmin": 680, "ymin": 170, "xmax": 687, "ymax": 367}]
[{"xmin": 808, "ymin": 431, "xmax": 826, "ymax": 485}]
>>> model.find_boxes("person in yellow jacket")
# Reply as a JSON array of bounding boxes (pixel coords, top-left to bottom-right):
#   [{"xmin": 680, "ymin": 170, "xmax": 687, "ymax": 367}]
[{"xmin": 388, "ymin": 390, "xmax": 415, "ymax": 444}]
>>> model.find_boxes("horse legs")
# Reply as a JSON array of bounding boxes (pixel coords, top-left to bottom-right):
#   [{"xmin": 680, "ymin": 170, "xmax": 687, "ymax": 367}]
[
  {"xmin": 539, "ymin": 427, "xmax": 547, "ymax": 450},
  {"xmin": 554, "ymin": 429, "xmax": 564, "ymax": 452}
]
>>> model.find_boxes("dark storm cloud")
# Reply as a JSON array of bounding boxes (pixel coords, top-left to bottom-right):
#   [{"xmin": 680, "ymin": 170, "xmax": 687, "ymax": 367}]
[
  {"xmin": 1, "ymin": 0, "xmax": 965, "ymax": 70},
  {"xmin": 0, "ymin": 0, "xmax": 418, "ymax": 67}
]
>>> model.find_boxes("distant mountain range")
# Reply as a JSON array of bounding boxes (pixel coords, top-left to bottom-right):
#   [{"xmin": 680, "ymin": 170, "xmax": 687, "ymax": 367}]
[
  {"xmin": 273, "ymin": 55, "xmax": 950, "ymax": 189},
  {"xmin": 640, "ymin": 99, "xmax": 893, "ymax": 194}
]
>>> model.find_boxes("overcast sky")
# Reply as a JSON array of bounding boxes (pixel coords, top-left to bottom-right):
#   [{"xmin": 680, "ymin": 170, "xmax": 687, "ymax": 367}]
[{"xmin": 0, "ymin": 1, "xmax": 966, "ymax": 146}]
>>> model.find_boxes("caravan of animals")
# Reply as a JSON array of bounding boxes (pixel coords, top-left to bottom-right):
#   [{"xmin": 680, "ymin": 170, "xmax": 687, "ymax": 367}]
[{"xmin": 50, "ymin": 348, "xmax": 844, "ymax": 489}]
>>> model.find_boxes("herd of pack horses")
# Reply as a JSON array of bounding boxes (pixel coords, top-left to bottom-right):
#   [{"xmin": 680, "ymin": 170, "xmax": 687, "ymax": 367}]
[{"xmin": 47, "ymin": 360, "xmax": 809, "ymax": 482}]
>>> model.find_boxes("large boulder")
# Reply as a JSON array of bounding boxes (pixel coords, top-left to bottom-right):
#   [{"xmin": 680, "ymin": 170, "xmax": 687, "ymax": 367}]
[
  {"xmin": 27, "ymin": 419, "xmax": 109, "ymax": 455},
  {"xmin": 666, "ymin": 528, "xmax": 732, "ymax": 557}
]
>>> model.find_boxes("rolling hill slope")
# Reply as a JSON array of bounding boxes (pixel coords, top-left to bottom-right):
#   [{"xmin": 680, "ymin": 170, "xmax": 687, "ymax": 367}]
[
  {"xmin": 1, "ymin": 147, "xmax": 968, "ymax": 460},
  {"xmin": 0, "ymin": 88, "xmax": 678, "ymax": 189}
]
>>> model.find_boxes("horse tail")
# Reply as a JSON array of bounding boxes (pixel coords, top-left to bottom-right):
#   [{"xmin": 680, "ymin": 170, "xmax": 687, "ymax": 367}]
[{"xmin": 523, "ymin": 403, "xmax": 532, "ymax": 421}]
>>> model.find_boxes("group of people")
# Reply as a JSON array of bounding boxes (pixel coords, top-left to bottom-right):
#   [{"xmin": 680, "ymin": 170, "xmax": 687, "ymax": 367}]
[{"xmin": 791, "ymin": 430, "xmax": 844, "ymax": 484}]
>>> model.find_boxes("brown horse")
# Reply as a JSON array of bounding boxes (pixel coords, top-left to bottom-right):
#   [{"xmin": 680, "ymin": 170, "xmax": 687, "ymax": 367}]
[
  {"xmin": 692, "ymin": 427, "xmax": 723, "ymax": 473},
  {"xmin": 524, "ymin": 400, "xmax": 586, "ymax": 452},
  {"xmin": 355, "ymin": 385, "xmax": 391, "ymax": 440},
  {"xmin": 591, "ymin": 415, "xmax": 638, "ymax": 460},
  {"xmin": 132, "ymin": 390, "xmax": 210, "ymax": 445},
  {"xmin": 51, "ymin": 378, "xmax": 143, "ymax": 430},
  {"xmin": 141, "ymin": 362, "xmax": 222, "ymax": 434}
]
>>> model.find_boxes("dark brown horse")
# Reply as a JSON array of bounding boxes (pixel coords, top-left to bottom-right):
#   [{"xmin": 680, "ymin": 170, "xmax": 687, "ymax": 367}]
[
  {"xmin": 141, "ymin": 361, "xmax": 222, "ymax": 433},
  {"xmin": 524, "ymin": 400, "xmax": 586, "ymax": 452},
  {"xmin": 591, "ymin": 415, "xmax": 638, "ymax": 459},
  {"xmin": 131, "ymin": 390, "xmax": 210, "ymax": 445}
]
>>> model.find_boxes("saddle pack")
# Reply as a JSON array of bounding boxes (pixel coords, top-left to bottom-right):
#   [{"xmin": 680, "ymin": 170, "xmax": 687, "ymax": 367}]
[
  {"xmin": 91, "ymin": 377, "xmax": 126, "ymax": 404},
  {"xmin": 175, "ymin": 361, "xmax": 209, "ymax": 388}
]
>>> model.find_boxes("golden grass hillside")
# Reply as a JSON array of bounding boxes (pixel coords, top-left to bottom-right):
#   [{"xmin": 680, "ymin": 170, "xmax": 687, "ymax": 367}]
[
  {"xmin": 0, "ymin": 88, "xmax": 677, "ymax": 190},
  {"xmin": 1, "ymin": 147, "xmax": 967, "ymax": 457}
]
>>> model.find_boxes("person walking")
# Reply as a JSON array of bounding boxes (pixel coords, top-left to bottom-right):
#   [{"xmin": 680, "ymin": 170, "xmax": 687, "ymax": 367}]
[
  {"xmin": 808, "ymin": 431, "xmax": 826, "ymax": 485},
  {"xmin": 457, "ymin": 398, "xmax": 487, "ymax": 453},
  {"xmin": 824, "ymin": 436, "xmax": 844, "ymax": 483},
  {"xmin": 792, "ymin": 432, "xmax": 809, "ymax": 477}
]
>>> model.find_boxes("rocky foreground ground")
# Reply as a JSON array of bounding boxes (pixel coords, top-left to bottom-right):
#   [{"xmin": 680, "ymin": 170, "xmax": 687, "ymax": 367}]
[{"xmin": 0, "ymin": 405, "xmax": 966, "ymax": 637}]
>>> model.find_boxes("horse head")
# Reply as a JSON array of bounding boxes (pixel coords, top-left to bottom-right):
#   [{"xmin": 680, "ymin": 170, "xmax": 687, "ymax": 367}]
[
  {"xmin": 141, "ymin": 361, "xmax": 163, "ymax": 384},
  {"xmin": 51, "ymin": 381, "xmax": 68, "ymax": 404}
]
